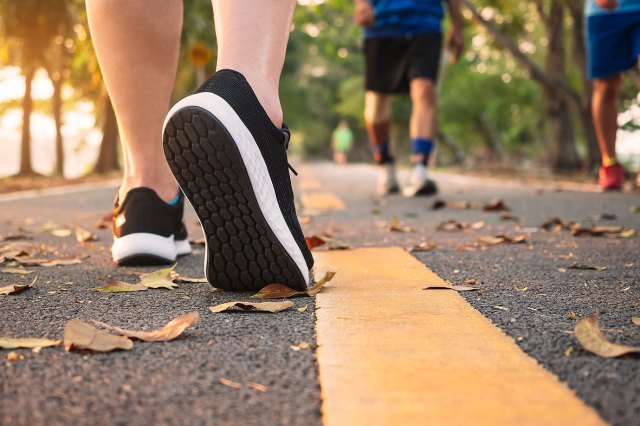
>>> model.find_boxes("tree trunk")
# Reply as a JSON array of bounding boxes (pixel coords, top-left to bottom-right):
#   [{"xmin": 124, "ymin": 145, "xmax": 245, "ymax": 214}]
[
  {"xmin": 52, "ymin": 75, "xmax": 64, "ymax": 176},
  {"xmin": 19, "ymin": 65, "xmax": 36, "ymax": 176},
  {"xmin": 542, "ymin": 1, "xmax": 580, "ymax": 172},
  {"xmin": 93, "ymin": 96, "xmax": 120, "ymax": 174}
]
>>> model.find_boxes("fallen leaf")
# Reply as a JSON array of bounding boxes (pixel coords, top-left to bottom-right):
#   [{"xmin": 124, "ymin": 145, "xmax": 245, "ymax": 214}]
[
  {"xmin": 574, "ymin": 313, "xmax": 640, "ymax": 358},
  {"xmin": 175, "ymin": 276, "xmax": 208, "ymax": 283},
  {"xmin": 251, "ymin": 271, "xmax": 336, "ymax": 299},
  {"xmin": 571, "ymin": 226, "xmax": 635, "ymax": 238},
  {"xmin": 297, "ymin": 305, "xmax": 308, "ymax": 312},
  {"xmin": 483, "ymin": 198, "xmax": 509, "ymax": 212},
  {"xmin": 431, "ymin": 199, "xmax": 447, "ymax": 210},
  {"xmin": 0, "ymin": 241, "xmax": 39, "ymax": 258},
  {"xmin": 92, "ymin": 279, "xmax": 148, "ymax": 293},
  {"xmin": 567, "ymin": 312, "xmax": 578, "ymax": 319},
  {"xmin": 410, "ymin": 242, "xmax": 437, "ymax": 252},
  {"xmin": 568, "ymin": 264, "xmax": 607, "ymax": 271},
  {"xmin": 209, "ymin": 301, "xmax": 294, "ymax": 313},
  {"xmin": 477, "ymin": 234, "xmax": 527, "ymax": 245},
  {"xmin": 290, "ymin": 341, "xmax": 310, "ymax": 351},
  {"xmin": 541, "ymin": 217, "xmax": 577, "ymax": 232},
  {"xmin": 389, "ymin": 217, "xmax": 412, "ymax": 233},
  {"xmin": 6, "ymin": 351, "xmax": 20, "ymax": 362},
  {"xmin": 219, "ymin": 378, "xmax": 242, "ymax": 389},
  {"xmin": 139, "ymin": 264, "xmax": 178, "ymax": 289},
  {"xmin": 304, "ymin": 234, "xmax": 350, "ymax": 251},
  {"xmin": 565, "ymin": 346, "xmax": 574, "ymax": 357},
  {"xmin": 0, "ymin": 276, "xmax": 37, "ymax": 295},
  {"xmin": 64, "ymin": 319, "xmax": 133, "ymax": 352},
  {"xmin": 75, "ymin": 226, "xmax": 98, "ymax": 244},
  {"xmin": 436, "ymin": 220, "xmax": 464, "ymax": 232},
  {"xmin": 631, "ymin": 317, "xmax": 640, "ymax": 326},
  {"xmin": 247, "ymin": 381, "xmax": 268, "ymax": 392},
  {"xmin": 305, "ymin": 236, "xmax": 326, "ymax": 250},
  {"xmin": 2, "ymin": 266, "xmax": 34, "ymax": 274},
  {"xmin": 465, "ymin": 279, "xmax": 477, "ymax": 285},
  {"xmin": 630, "ymin": 205, "xmax": 640, "ymax": 213},
  {"xmin": 92, "ymin": 311, "xmax": 199, "ymax": 342},
  {"xmin": 493, "ymin": 305, "xmax": 509, "ymax": 311},
  {"xmin": 422, "ymin": 284, "xmax": 479, "ymax": 292},
  {"xmin": 617, "ymin": 229, "xmax": 636, "ymax": 238},
  {"xmin": 16, "ymin": 256, "xmax": 87, "ymax": 267},
  {"xmin": 0, "ymin": 337, "xmax": 61, "ymax": 349},
  {"xmin": 51, "ymin": 228, "xmax": 72, "ymax": 238}
]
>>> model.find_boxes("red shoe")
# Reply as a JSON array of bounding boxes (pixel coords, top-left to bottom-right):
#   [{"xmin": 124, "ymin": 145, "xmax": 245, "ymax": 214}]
[{"xmin": 598, "ymin": 163, "xmax": 624, "ymax": 191}]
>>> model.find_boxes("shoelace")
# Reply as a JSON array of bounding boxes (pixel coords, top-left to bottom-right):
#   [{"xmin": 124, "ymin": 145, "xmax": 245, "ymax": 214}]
[{"xmin": 282, "ymin": 127, "xmax": 298, "ymax": 176}]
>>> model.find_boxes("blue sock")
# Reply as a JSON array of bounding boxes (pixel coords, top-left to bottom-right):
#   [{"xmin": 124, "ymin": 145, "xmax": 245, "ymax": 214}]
[
  {"xmin": 371, "ymin": 142, "xmax": 393, "ymax": 164},
  {"xmin": 167, "ymin": 191, "xmax": 182, "ymax": 206},
  {"xmin": 411, "ymin": 138, "xmax": 434, "ymax": 166}
]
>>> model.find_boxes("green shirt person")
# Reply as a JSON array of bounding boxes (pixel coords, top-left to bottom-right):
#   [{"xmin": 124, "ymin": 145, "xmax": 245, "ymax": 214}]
[{"xmin": 332, "ymin": 120, "xmax": 354, "ymax": 164}]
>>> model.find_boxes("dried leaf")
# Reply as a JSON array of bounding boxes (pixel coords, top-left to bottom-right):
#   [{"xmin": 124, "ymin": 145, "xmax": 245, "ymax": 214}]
[
  {"xmin": 410, "ymin": 242, "xmax": 437, "ymax": 252},
  {"xmin": 483, "ymin": 198, "xmax": 509, "ymax": 212},
  {"xmin": 247, "ymin": 381, "xmax": 268, "ymax": 392},
  {"xmin": 617, "ymin": 229, "xmax": 636, "ymax": 238},
  {"xmin": 6, "ymin": 351, "xmax": 20, "ymax": 362},
  {"xmin": 632, "ymin": 317, "xmax": 640, "ymax": 326},
  {"xmin": 437, "ymin": 219, "xmax": 464, "ymax": 232},
  {"xmin": 575, "ymin": 313, "xmax": 640, "ymax": 358},
  {"xmin": 290, "ymin": 341, "xmax": 310, "ymax": 351},
  {"xmin": 219, "ymin": 378, "xmax": 242, "ymax": 388},
  {"xmin": 431, "ymin": 199, "xmax": 447, "ymax": 210},
  {"xmin": 422, "ymin": 284, "xmax": 479, "ymax": 292},
  {"xmin": 51, "ymin": 228, "xmax": 72, "ymax": 237},
  {"xmin": 571, "ymin": 226, "xmax": 635, "ymax": 238},
  {"xmin": 297, "ymin": 305, "xmax": 308, "ymax": 312},
  {"xmin": 251, "ymin": 271, "xmax": 336, "ymax": 299},
  {"xmin": 0, "ymin": 276, "xmax": 37, "ymax": 295},
  {"xmin": 209, "ymin": 301, "xmax": 293, "ymax": 313},
  {"xmin": 541, "ymin": 217, "xmax": 576, "ymax": 232},
  {"xmin": 92, "ymin": 279, "xmax": 148, "ymax": 293},
  {"xmin": 305, "ymin": 236, "xmax": 326, "ymax": 250},
  {"xmin": 175, "ymin": 276, "xmax": 208, "ymax": 283},
  {"xmin": 92, "ymin": 311, "xmax": 199, "ymax": 342},
  {"xmin": 2, "ymin": 266, "xmax": 34, "ymax": 274},
  {"xmin": 0, "ymin": 241, "xmax": 39, "ymax": 258},
  {"xmin": 389, "ymin": 217, "xmax": 412, "ymax": 233},
  {"xmin": 64, "ymin": 319, "xmax": 133, "ymax": 352},
  {"xmin": 0, "ymin": 337, "xmax": 61, "ymax": 349},
  {"xmin": 139, "ymin": 264, "xmax": 178, "ymax": 289},
  {"xmin": 478, "ymin": 234, "xmax": 527, "ymax": 245},
  {"xmin": 568, "ymin": 264, "xmax": 607, "ymax": 271},
  {"xmin": 75, "ymin": 226, "xmax": 98, "ymax": 243},
  {"xmin": 16, "ymin": 256, "xmax": 86, "ymax": 267}
]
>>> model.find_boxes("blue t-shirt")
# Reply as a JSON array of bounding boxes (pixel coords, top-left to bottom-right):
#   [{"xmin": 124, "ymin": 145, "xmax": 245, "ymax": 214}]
[
  {"xmin": 585, "ymin": 0, "xmax": 640, "ymax": 16},
  {"xmin": 364, "ymin": 0, "xmax": 445, "ymax": 39}
]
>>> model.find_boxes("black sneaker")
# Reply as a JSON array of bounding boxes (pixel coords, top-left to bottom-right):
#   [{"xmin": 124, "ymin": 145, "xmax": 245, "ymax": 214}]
[
  {"xmin": 111, "ymin": 187, "xmax": 191, "ymax": 265},
  {"xmin": 162, "ymin": 69, "xmax": 313, "ymax": 291}
]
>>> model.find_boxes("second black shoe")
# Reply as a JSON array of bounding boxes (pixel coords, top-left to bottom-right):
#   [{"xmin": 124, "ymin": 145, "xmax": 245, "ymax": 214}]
[{"xmin": 162, "ymin": 69, "xmax": 314, "ymax": 291}]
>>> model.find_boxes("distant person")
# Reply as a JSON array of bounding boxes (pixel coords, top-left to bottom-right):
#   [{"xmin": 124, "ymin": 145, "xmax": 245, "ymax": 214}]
[
  {"xmin": 355, "ymin": 0, "xmax": 464, "ymax": 196},
  {"xmin": 331, "ymin": 120, "xmax": 354, "ymax": 164},
  {"xmin": 586, "ymin": 0, "xmax": 640, "ymax": 190}
]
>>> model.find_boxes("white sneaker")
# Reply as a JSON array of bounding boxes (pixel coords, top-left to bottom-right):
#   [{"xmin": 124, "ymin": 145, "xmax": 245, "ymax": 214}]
[
  {"xmin": 403, "ymin": 163, "xmax": 437, "ymax": 197},
  {"xmin": 376, "ymin": 163, "xmax": 400, "ymax": 196}
]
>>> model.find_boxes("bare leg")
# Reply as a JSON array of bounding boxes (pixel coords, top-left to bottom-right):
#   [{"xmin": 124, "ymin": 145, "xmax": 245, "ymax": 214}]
[
  {"xmin": 213, "ymin": 0, "xmax": 297, "ymax": 127},
  {"xmin": 86, "ymin": 0, "xmax": 183, "ymax": 202},
  {"xmin": 364, "ymin": 91, "xmax": 392, "ymax": 163},
  {"xmin": 592, "ymin": 75, "xmax": 622, "ymax": 165},
  {"xmin": 409, "ymin": 78, "xmax": 437, "ymax": 164}
]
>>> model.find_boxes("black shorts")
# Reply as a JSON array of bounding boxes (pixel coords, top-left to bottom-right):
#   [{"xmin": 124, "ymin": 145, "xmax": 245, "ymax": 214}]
[{"xmin": 364, "ymin": 32, "xmax": 442, "ymax": 94}]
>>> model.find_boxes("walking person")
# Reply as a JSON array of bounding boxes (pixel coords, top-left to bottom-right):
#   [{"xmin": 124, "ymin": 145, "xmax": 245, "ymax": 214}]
[
  {"xmin": 331, "ymin": 120, "xmax": 354, "ymax": 165},
  {"xmin": 86, "ymin": 0, "xmax": 313, "ymax": 291},
  {"xmin": 586, "ymin": 0, "xmax": 640, "ymax": 191},
  {"xmin": 355, "ymin": 0, "xmax": 464, "ymax": 196}
]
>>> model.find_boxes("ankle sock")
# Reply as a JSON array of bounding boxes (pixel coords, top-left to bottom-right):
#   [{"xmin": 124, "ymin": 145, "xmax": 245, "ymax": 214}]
[
  {"xmin": 167, "ymin": 191, "xmax": 182, "ymax": 206},
  {"xmin": 371, "ymin": 142, "xmax": 393, "ymax": 164},
  {"xmin": 411, "ymin": 138, "xmax": 434, "ymax": 166}
]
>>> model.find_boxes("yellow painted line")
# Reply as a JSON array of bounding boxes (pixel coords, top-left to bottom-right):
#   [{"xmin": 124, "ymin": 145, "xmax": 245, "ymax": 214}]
[
  {"xmin": 300, "ymin": 191, "xmax": 346, "ymax": 212},
  {"xmin": 315, "ymin": 248, "xmax": 605, "ymax": 426}
]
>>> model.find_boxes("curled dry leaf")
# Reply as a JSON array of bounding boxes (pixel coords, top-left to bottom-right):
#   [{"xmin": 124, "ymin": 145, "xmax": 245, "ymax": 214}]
[
  {"xmin": 0, "ymin": 276, "xmax": 37, "ymax": 295},
  {"xmin": 219, "ymin": 378, "xmax": 242, "ymax": 389},
  {"xmin": 139, "ymin": 264, "xmax": 178, "ymax": 289},
  {"xmin": 175, "ymin": 276, "xmax": 208, "ymax": 283},
  {"xmin": 64, "ymin": 319, "xmax": 133, "ymax": 352},
  {"xmin": 575, "ymin": 313, "xmax": 640, "ymax": 358},
  {"xmin": 16, "ymin": 255, "xmax": 87, "ymax": 267},
  {"xmin": 0, "ymin": 241, "xmax": 39, "ymax": 259},
  {"xmin": 422, "ymin": 284, "xmax": 479, "ymax": 292},
  {"xmin": 431, "ymin": 199, "xmax": 447, "ymax": 210},
  {"xmin": 410, "ymin": 242, "xmax": 437, "ymax": 252},
  {"xmin": 541, "ymin": 217, "xmax": 577, "ymax": 232},
  {"xmin": 0, "ymin": 337, "xmax": 61, "ymax": 349},
  {"xmin": 571, "ymin": 226, "xmax": 635, "ymax": 238},
  {"xmin": 437, "ymin": 220, "xmax": 464, "ymax": 232},
  {"xmin": 290, "ymin": 341, "xmax": 310, "ymax": 351},
  {"xmin": 2, "ymin": 266, "xmax": 34, "ymax": 274},
  {"xmin": 75, "ymin": 226, "xmax": 98, "ymax": 244},
  {"xmin": 93, "ymin": 279, "xmax": 148, "ymax": 293},
  {"xmin": 251, "ymin": 271, "xmax": 336, "ymax": 299},
  {"xmin": 477, "ymin": 235, "xmax": 527, "ymax": 246},
  {"xmin": 305, "ymin": 236, "xmax": 326, "ymax": 250},
  {"xmin": 297, "ymin": 305, "xmax": 308, "ymax": 312},
  {"xmin": 483, "ymin": 198, "xmax": 510, "ymax": 212},
  {"xmin": 389, "ymin": 217, "xmax": 412, "ymax": 233},
  {"xmin": 209, "ymin": 301, "xmax": 294, "ymax": 313},
  {"xmin": 246, "ymin": 381, "xmax": 268, "ymax": 392},
  {"xmin": 92, "ymin": 311, "xmax": 199, "ymax": 342},
  {"xmin": 631, "ymin": 317, "xmax": 640, "ymax": 326},
  {"xmin": 568, "ymin": 264, "xmax": 607, "ymax": 271}
]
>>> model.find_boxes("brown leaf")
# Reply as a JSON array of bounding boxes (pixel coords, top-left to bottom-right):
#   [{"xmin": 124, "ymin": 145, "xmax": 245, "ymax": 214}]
[
  {"xmin": 0, "ymin": 276, "xmax": 37, "ymax": 295},
  {"xmin": 290, "ymin": 341, "xmax": 310, "ymax": 351},
  {"xmin": 75, "ymin": 226, "xmax": 98, "ymax": 244},
  {"xmin": 632, "ymin": 317, "xmax": 640, "ymax": 326},
  {"xmin": 541, "ymin": 217, "xmax": 576, "ymax": 232},
  {"xmin": 209, "ymin": 301, "xmax": 294, "ymax": 313},
  {"xmin": 410, "ymin": 242, "xmax": 437, "ymax": 252},
  {"xmin": 2, "ymin": 266, "xmax": 34, "ymax": 274},
  {"xmin": 51, "ymin": 228, "xmax": 72, "ymax": 238},
  {"xmin": 219, "ymin": 378, "xmax": 242, "ymax": 389},
  {"xmin": 175, "ymin": 276, "xmax": 208, "ymax": 283},
  {"xmin": 483, "ymin": 198, "xmax": 509, "ymax": 212},
  {"xmin": 305, "ymin": 236, "xmax": 326, "ymax": 250},
  {"xmin": 431, "ymin": 199, "xmax": 447, "ymax": 210},
  {"xmin": 0, "ymin": 241, "xmax": 39, "ymax": 258},
  {"xmin": 251, "ymin": 271, "xmax": 336, "ymax": 299},
  {"xmin": 389, "ymin": 217, "xmax": 412, "ymax": 233},
  {"xmin": 568, "ymin": 264, "xmax": 607, "ymax": 271},
  {"xmin": 571, "ymin": 226, "xmax": 635, "ymax": 238},
  {"xmin": 469, "ymin": 221, "xmax": 486, "ymax": 230},
  {"xmin": 139, "ymin": 264, "xmax": 178, "ymax": 289},
  {"xmin": 436, "ymin": 219, "xmax": 464, "ymax": 232},
  {"xmin": 246, "ymin": 381, "xmax": 268, "ymax": 392},
  {"xmin": 63, "ymin": 319, "xmax": 133, "ymax": 352},
  {"xmin": 92, "ymin": 311, "xmax": 199, "ymax": 342},
  {"xmin": 0, "ymin": 337, "xmax": 61, "ymax": 349},
  {"xmin": 422, "ymin": 284, "xmax": 479, "ymax": 292},
  {"xmin": 16, "ymin": 256, "xmax": 87, "ymax": 267},
  {"xmin": 574, "ymin": 313, "xmax": 640, "ymax": 358},
  {"xmin": 92, "ymin": 279, "xmax": 148, "ymax": 293},
  {"xmin": 477, "ymin": 234, "xmax": 527, "ymax": 246}
]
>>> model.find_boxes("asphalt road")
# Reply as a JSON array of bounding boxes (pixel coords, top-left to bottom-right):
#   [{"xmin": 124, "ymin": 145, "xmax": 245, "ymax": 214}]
[{"xmin": 1, "ymin": 162, "xmax": 639, "ymax": 425}]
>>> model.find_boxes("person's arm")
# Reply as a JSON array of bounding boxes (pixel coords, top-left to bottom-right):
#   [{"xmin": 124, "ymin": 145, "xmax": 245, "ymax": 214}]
[
  {"xmin": 595, "ymin": 0, "xmax": 619, "ymax": 11},
  {"xmin": 355, "ymin": 0, "xmax": 375, "ymax": 27},
  {"xmin": 445, "ymin": 0, "xmax": 464, "ymax": 63}
]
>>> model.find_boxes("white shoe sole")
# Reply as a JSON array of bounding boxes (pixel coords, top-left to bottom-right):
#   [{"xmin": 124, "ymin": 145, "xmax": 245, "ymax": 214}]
[{"xmin": 112, "ymin": 233, "xmax": 191, "ymax": 265}]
